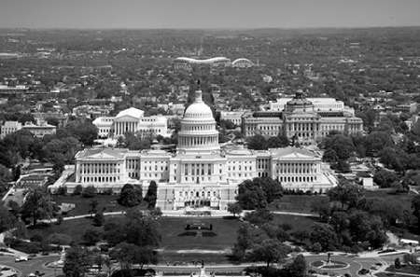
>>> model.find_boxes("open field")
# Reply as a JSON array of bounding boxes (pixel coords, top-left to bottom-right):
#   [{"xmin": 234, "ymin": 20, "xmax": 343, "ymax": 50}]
[
  {"xmin": 269, "ymin": 195, "xmax": 326, "ymax": 213},
  {"xmin": 158, "ymin": 217, "xmax": 241, "ymax": 251},
  {"xmin": 52, "ymin": 195, "xmax": 127, "ymax": 216},
  {"xmin": 26, "ymin": 213, "xmax": 318, "ymax": 254}
]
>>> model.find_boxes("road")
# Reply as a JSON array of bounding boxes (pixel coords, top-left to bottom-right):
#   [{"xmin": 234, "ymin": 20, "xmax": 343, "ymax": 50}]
[{"xmin": 0, "ymin": 255, "xmax": 60, "ymax": 277}]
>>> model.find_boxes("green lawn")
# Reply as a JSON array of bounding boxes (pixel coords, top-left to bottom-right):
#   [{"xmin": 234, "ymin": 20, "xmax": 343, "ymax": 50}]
[
  {"xmin": 27, "ymin": 216, "xmax": 108, "ymax": 244},
  {"xmin": 269, "ymin": 195, "xmax": 326, "ymax": 213},
  {"xmin": 271, "ymin": 214, "xmax": 318, "ymax": 232},
  {"xmin": 157, "ymin": 217, "xmax": 241, "ymax": 251},
  {"xmin": 52, "ymin": 194, "xmax": 128, "ymax": 216}
]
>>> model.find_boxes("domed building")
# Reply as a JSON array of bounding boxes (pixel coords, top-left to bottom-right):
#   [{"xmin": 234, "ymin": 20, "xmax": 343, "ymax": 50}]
[
  {"xmin": 177, "ymin": 90, "xmax": 220, "ymax": 153},
  {"xmin": 68, "ymin": 88, "xmax": 338, "ymax": 212}
]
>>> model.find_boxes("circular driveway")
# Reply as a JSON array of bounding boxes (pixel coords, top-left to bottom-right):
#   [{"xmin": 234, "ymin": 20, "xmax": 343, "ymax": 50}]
[
  {"xmin": 305, "ymin": 254, "xmax": 386, "ymax": 277},
  {"xmin": 0, "ymin": 256, "xmax": 59, "ymax": 277}
]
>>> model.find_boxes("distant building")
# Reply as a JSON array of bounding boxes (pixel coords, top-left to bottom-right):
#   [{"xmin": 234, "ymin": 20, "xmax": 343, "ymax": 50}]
[
  {"xmin": 0, "ymin": 121, "xmax": 22, "ymax": 138},
  {"xmin": 231, "ymin": 58, "xmax": 254, "ymax": 68},
  {"xmin": 22, "ymin": 121, "xmax": 56, "ymax": 138},
  {"xmin": 394, "ymin": 102, "xmax": 417, "ymax": 114},
  {"xmin": 243, "ymin": 92, "xmax": 363, "ymax": 144},
  {"xmin": 220, "ymin": 111, "xmax": 245, "ymax": 126},
  {"xmin": 93, "ymin": 107, "xmax": 169, "ymax": 139},
  {"xmin": 92, "ymin": 117, "xmax": 114, "ymax": 138},
  {"xmin": 174, "ymin": 57, "xmax": 231, "ymax": 70}
]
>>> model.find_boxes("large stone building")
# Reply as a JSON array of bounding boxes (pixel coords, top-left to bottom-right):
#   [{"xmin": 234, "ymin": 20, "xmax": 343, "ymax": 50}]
[
  {"xmin": 0, "ymin": 120, "xmax": 56, "ymax": 139},
  {"xmin": 65, "ymin": 90, "xmax": 337, "ymax": 211},
  {"xmin": 93, "ymin": 108, "xmax": 168, "ymax": 139},
  {"xmin": 243, "ymin": 92, "xmax": 363, "ymax": 145}
]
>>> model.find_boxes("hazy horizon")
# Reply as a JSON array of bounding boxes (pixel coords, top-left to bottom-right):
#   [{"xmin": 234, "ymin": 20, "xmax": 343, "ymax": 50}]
[{"xmin": 1, "ymin": 0, "xmax": 420, "ymax": 29}]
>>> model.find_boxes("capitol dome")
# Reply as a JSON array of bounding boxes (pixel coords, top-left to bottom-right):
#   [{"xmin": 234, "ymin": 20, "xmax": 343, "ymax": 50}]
[
  {"xmin": 177, "ymin": 89, "xmax": 220, "ymax": 153},
  {"xmin": 183, "ymin": 90, "xmax": 214, "ymax": 121}
]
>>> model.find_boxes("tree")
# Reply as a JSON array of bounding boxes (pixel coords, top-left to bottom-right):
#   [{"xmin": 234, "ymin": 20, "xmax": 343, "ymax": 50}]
[
  {"xmin": 323, "ymin": 148, "xmax": 338, "ymax": 163},
  {"xmin": 323, "ymin": 134, "xmax": 355, "ymax": 160},
  {"xmin": 253, "ymin": 177, "xmax": 282, "ymax": 204},
  {"xmin": 373, "ymin": 169, "xmax": 398, "ymax": 188},
  {"xmin": 237, "ymin": 180, "xmax": 267, "ymax": 209},
  {"xmin": 244, "ymin": 208, "xmax": 273, "ymax": 226},
  {"xmin": 144, "ymin": 181, "xmax": 157, "ymax": 208},
  {"xmin": 82, "ymin": 185, "xmax": 97, "ymax": 198},
  {"xmin": 83, "ymin": 228, "xmax": 102, "ymax": 246},
  {"xmin": 327, "ymin": 181, "xmax": 365, "ymax": 210},
  {"xmin": 412, "ymin": 195, "xmax": 420, "ymax": 232},
  {"xmin": 236, "ymin": 177, "xmax": 282, "ymax": 209},
  {"xmin": 394, "ymin": 257, "xmax": 401, "ymax": 269},
  {"xmin": 73, "ymin": 185, "xmax": 83, "ymax": 195},
  {"xmin": 63, "ymin": 246, "xmax": 93, "ymax": 277},
  {"xmin": 110, "ymin": 242, "xmax": 157, "ymax": 271},
  {"xmin": 93, "ymin": 211, "xmax": 105, "ymax": 227},
  {"xmin": 20, "ymin": 187, "xmax": 55, "ymax": 225},
  {"xmin": 364, "ymin": 131, "xmax": 394, "ymax": 156},
  {"xmin": 266, "ymin": 134, "xmax": 289, "ymax": 149},
  {"xmin": 247, "ymin": 134, "xmax": 267, "ymax": 150},
  {"xmin": 227, "ymin": 202, "xmax": 243, "ymax": 218},
  {"xmin": 249, "ymin": 239, "xmax": 290, "ymax": 268},
  {"xmin": 284, "ymin": 254, "xmax": 307, "ymax": 277},
  {"xmin": 0, "ymin": 205, "xmax": 16, "ymax": 233},
  {"xmin": 124, "ymin": 209, "xmax": 161, "ymax": 247},
  {"xmin": 64, "ymin": 120, "xmax": 98, "ymax": 146},
  {"xmin": 310, "ymin": 224, "xmax": 339, "ymax": 252},
  {"xmin": 311, "ymin": 197, "xmax": 331, "ymax": 221},
  {"xmin": 118, "ymin": 184, "xmax": 143, "ymax": 207}
]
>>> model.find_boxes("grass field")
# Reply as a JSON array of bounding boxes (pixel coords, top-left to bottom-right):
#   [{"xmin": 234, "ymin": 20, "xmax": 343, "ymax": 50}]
[
  {"xmin": 157, "ymin": 217, "xmax": 242, "ymax": 251},
  {"xmin": 26, "ymin": 213, "xmax": 318, "ymax": 252},
  {"xmin": 52, "ymin": 194, "xmax": 127, "ymax": 216},
  {"xmin": 269, "ymin": 195, "xmax": 326, "ymax": 213},
  {"xmin": 271, "ymin": 214, "xmax": 318, "ymax": 232}
]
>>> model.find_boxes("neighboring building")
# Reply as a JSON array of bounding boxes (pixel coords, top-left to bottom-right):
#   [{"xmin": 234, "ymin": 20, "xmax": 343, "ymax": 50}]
[
  {"xmin": 174, "ymin": 57, "xmax": 231, "ymax": 70},
  {"xmin": 93, "ymin": 107, "xmax": 168, "ymax": 139},
  {"xmin": 243, "ymin": 92, "xmax": 363, "ymax": 144},
  {"xmin": 137, "ymin": 115, "xmax": 168, "ymax": 138},
  {"xmin": 231, "ymin": 58, "xmax": 254, "ymax": 68},
  {"xmin": 220, "ymin": 111, "xmax": 246, "ymax": 126},
  {"xmin": 394, "ymin": 102, "xmax": 418, "ymax": 114},
  {"xmin": 22, "ymin": 121, "xmax": 56, "ymax": 138},
  {"xmin": 269, "ymin": 96, "xmax": 355, "ymax": 116},
  {"xmin": 242, "ymin": 112, "xmax": 283, "ymax": 137},
  {"xmin": 92, "ymin": 117, "xmax": 114, "ymax": 138},
  {"xmin": 0, "ymin": 121, "xmax": 22, "ymax": 138},
  {"xmin": 65, "ymin": 89, "xmax": 337, "ymax": 211}
]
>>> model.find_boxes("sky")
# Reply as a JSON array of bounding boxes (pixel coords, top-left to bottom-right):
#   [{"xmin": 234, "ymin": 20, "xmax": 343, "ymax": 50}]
[{"xmin": 1, "ymin": 0, "xmax": 420, "ymax": 29}]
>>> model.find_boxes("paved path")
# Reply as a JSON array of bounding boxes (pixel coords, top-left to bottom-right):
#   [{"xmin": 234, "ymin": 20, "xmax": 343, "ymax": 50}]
[{"xmin": 0, "ymin": 255, "xmax": 59, "ymax": 277}]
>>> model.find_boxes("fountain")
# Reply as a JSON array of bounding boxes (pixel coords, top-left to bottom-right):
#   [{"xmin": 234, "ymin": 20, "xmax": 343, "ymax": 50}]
[{"xmin": 46, "ymin": 247, "xmax": 66, "ymax": 268}]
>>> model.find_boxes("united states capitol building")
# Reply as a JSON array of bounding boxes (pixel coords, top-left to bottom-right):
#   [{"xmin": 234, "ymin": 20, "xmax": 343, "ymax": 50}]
[{"xmin": 63, "ymin": 90, "xmax": 338, "ymax": 211}]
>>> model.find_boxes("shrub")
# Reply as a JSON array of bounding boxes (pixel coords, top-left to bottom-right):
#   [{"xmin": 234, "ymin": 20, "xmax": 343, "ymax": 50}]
[
  {"xmin": 83, "ymin": 229, "xmax": 102, "ymax": 246},
  {"xmin": 93, "ymin": 212, "xmax": 105, "ymax": 227},
  {"xmin": 102, "ymin": 188, "xmax": 113, "ymax": 195},
  {"xmin": 47, "ymin": 233, "xmax": 73, "ymax": 245},
  {"xmin": 82, "ymin": 185, "xmax": 97, "ymax": 198},
  {"xmin": 30, "ymin": 234, "xmax": 44, "ymax": 243},
  {"xmin": 56, "ymin": 186, "xmax": 67, "ymax": 196},
  {"xmin": 73, "ymin": 185, "xmax": 83, "ymax": 195}
]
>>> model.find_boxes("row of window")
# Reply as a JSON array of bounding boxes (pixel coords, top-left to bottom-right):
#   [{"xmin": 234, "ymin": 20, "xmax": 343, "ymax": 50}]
[
  {"xmin": 82, "ymin": 176, "xmax": 120, "ymax": 183},
  {"xmin": 279, "ymin": 176, "xmax": 317, "ymax": 183}
]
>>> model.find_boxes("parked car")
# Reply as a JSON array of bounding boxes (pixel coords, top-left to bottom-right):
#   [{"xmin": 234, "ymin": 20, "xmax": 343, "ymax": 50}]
[{"xmin": 15, "ymin": 256, "xmax": 28, "ymax": 262}]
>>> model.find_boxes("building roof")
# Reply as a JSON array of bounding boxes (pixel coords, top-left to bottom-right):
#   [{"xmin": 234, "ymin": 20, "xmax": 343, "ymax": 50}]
[
  {"xmin": 175, "ymin": 57, "xmax": 230, "ymax": 64},
  {"xmin": 76, "ymin": 147, "xmax": 129, "ymax": 160},
  {"xmin": 183, "ymin": 90, "xmax": 214, "ymax": 121},
  {"xmin": 269, "ymin": 147, "xmax": 318, "ymax": 160},
  {"xmin": 115, "ymin": 107, "xmax": 144, "ymax": 119}
]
